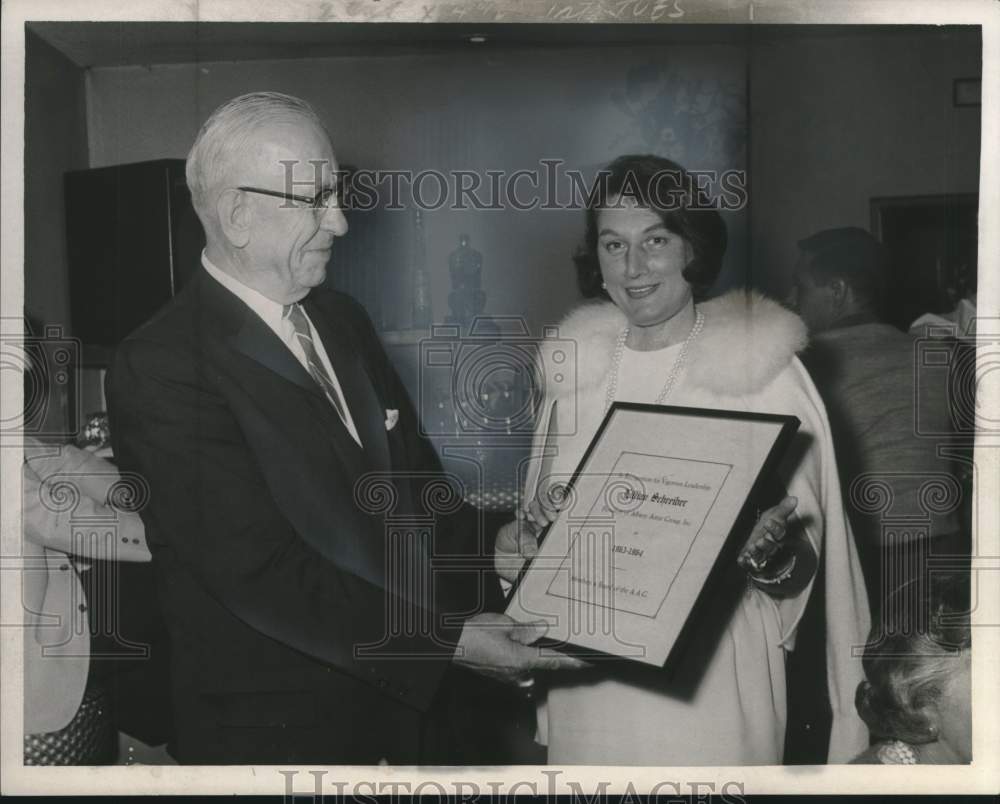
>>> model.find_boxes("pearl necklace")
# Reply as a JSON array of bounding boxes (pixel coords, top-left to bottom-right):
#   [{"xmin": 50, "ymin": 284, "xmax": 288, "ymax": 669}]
[
  {"xmin": 604, "ymin": 309, "xmax": 706, "ymax": 414},
  {"xmin": 877, "ymin": 739, "xmax": 918, "ymax": 765}
]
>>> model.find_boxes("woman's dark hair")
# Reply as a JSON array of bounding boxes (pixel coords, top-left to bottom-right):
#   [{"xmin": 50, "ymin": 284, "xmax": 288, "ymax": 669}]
[
  {"xmin": 855, "ymin": 571, "xmax": 971, "ymax": 743},
  {"xmin": 573, "ymin": 154, "xmax": 728, "ymax": 301}
]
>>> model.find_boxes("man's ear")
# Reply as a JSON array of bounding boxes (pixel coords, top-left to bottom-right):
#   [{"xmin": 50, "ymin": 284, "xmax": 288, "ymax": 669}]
[{"xmin": 216, "ymin": 188, "xmax": 251, "ymax": 249}]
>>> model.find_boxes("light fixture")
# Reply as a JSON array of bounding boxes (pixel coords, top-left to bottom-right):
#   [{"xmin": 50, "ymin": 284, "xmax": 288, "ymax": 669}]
[{"xmin": 468, "ymin": 34, "xmax": 487, "ymax": 44}]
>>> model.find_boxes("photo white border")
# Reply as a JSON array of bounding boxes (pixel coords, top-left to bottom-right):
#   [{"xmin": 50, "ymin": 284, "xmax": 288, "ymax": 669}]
[{"xmin": 2, "ymin": 0, "xmax": 998, "ymax": 796}]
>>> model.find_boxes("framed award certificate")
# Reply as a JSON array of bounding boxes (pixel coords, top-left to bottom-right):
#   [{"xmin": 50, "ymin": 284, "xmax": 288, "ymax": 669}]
[{"xmin": 504, "ymin": 402, "xmax": 799, "ymax": 668}]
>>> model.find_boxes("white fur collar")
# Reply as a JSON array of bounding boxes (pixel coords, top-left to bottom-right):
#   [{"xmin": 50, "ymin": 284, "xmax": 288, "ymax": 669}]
[{"xmin": 549, "ymin": 290, "xmax": 808, "ymax": 398}]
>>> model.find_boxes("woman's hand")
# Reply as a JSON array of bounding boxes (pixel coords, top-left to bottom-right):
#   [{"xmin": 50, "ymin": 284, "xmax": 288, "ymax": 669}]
[
  {"xmin": 523, "ymin": 482, "xmax": 567, "ymax": 530},
  {"xmin": 736, "ymin": 495, "xmax": 798, "ymax": 573},
  {"xmin": 494, "ymin": 517, "xmax": 540, "ymax": 584},
  {"xmin": 495, "ymin": 484, "xmax": 571, "ymax": 584}
]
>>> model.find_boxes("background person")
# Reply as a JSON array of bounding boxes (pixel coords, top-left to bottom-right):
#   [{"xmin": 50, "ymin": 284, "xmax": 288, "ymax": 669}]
[
  {"xmin": 21, "ymin": 329, "xmax": 153, "ymax": 764},
  {"xmin": 790, "ymin": 226, "xmax": 965, "ymax": 608},
  {"xmin": 852, "ymin": 570, "xmax": 971, "ymax": 764}
]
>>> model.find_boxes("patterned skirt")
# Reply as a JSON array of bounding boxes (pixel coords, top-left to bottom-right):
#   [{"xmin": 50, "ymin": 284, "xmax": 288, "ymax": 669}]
[{"xmin": 24, "ymin": 684, "xmax": 115, "ymax": 765}]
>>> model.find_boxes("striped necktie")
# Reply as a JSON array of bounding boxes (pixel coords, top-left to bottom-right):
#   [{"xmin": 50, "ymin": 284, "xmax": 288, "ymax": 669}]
[{"xmin": 283, "ymin": 303, "xmax": 349, "ymax": 428}]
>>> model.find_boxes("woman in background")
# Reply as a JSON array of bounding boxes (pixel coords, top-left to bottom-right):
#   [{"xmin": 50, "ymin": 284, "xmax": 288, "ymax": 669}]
[
  {"xmin": 21, "ymin": 327, "xmax": 151, "ymax": 764},
  {"xmin": 496, "ymin": 154, "xmax": 870, "ymax": 764},
  {"xmin": 852, "ymin": 571, "xmax": 971, "ymax": 764}
]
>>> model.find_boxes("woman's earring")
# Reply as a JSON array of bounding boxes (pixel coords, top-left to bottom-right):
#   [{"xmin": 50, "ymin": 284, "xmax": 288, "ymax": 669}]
[{"xmin": 601, "ymin": 281, "xmax": 607, "ymax": 290}]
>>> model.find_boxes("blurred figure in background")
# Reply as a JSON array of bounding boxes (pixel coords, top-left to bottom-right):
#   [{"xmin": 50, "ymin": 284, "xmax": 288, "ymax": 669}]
[
  {"xmin": 790, "ymin": 227, "xmax": 965, "ymax": 610},
  {"xmin": 20, "ymin": 320, "xmax": 156, "ymax": 764},
  {"xmin": 852, "ymin": 570, "xmax": 971, "ymax": 764},
  {"xmin": 23, "ymin": 438, "xmax": 153, "ymax": 764}
]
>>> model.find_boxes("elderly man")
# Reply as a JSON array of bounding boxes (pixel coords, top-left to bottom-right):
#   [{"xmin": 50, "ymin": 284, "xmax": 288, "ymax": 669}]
[{"xmin": 107, "ymin": 92, "xmax": 579, "ymax": 765}]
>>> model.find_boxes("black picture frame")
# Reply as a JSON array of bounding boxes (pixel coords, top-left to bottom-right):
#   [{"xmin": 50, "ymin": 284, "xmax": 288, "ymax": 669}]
[{"xmin": 504, "ymin": 401, "xmax": 799, "ymax": 672}]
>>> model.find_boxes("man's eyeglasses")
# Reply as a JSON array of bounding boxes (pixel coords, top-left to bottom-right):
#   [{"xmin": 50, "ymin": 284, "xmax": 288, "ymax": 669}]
[{"xmin": 237, "ymin": 186, "xmax": 340, "ymax": 210}]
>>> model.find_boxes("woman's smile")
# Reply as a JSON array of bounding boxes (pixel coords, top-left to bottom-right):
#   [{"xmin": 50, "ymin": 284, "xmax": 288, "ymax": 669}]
[{"xmin": 624, "ymin": 283, "xmax": 660, "ymax": 299}]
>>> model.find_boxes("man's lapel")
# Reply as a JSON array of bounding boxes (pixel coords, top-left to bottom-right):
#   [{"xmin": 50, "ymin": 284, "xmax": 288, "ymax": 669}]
[
  {"xmin": 304, "ymin": 295, "xmax": 392, "ymax": 474},
  {"xmin": 229, "ymin": 308, "xmax": 318, "ymax": 397},
  {"xmin": 198, "ymin": 269, "xmax": 391, "ymax": 475},
  {"xmin": 200, "ymin": 281, "xmax": 361, "ymax": 484},
  {"xmin": 195, "ymin": 268, "xmax": 318, "ymax": 398}
]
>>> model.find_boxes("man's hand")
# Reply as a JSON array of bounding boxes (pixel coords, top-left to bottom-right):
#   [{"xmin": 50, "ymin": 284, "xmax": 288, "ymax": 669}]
[{"xmin": 453, "ymin": 612, "xmax": 588, "ymax": 685}]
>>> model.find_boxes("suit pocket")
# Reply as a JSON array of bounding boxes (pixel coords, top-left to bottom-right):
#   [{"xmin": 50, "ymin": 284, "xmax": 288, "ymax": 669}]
[{"xmin": 201, "ymin": 689, "xmax": 319, "ymax": 729}]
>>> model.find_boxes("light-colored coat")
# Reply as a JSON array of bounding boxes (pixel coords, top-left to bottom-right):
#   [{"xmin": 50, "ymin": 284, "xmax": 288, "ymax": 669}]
[
  {"xmin": 524, "ymin": 291, "xmax": 870, "ymax": 764},
  {"xmin": 22, "ymin": 441, "xmax": 150, "ymax": 735}
]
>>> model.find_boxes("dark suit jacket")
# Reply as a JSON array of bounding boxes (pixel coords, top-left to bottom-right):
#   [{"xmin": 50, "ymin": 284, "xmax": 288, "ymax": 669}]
[{"xmin": 107, "ymin": 269, "xmax": 498, "ymax": 764}]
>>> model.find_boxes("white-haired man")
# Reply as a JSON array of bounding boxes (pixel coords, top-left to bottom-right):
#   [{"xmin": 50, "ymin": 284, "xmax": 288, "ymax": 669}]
[{"xmin": 107, "ymin": 92, "xmax": 581, "ymax": 764}]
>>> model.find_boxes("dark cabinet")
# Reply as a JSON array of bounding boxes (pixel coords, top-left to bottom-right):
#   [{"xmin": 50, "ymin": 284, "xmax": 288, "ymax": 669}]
[{"xmin": 65, "ymin": 159, "xmax": 205, "ymax": 346}]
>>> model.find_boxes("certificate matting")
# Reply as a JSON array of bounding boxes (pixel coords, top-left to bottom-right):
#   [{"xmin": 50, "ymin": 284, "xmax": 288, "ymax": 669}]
[{"xmin": 505, "ymin": 402, "xmax": 799, "ymax": 668}]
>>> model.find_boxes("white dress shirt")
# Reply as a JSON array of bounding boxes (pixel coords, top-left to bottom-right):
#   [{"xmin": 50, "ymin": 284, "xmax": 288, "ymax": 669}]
[{"xmin": 201, "ymin": 252, "xmax": 363, "ymax": 447}]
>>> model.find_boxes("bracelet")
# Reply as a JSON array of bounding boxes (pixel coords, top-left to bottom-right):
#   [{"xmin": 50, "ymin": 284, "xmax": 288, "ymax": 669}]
[{"xmin": 748, "ymin": 553, "xmax": 797, "ymax": 586}]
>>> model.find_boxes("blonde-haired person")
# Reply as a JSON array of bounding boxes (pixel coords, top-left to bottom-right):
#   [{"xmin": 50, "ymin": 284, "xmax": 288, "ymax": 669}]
[{"xmin": 851, "ymin": 571, "xmax": 971, "ymax": 764}]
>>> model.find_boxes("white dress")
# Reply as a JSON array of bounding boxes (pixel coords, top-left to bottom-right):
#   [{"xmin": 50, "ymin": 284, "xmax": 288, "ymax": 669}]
[
  {"xmin": 541, "ymin": 346, "xmax": 785, "ymax": 764},
  {"xmin": 524, "ymin": 293, "xmax": 871, "ymax": 765}
]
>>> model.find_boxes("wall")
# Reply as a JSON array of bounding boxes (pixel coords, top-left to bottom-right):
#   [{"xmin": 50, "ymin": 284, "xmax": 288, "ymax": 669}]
[
  {"xmin": 23, "ymin": 32, "xmax": 91, "ymax": 439},
  {"xmin": 85, "ymin": 44, "xmax": 748, "ymax": 335},
  {"xmin": 749, "ymin": 27, "xmax": 982, "ymax": 297},
  {"xmin": 24, "ymin": 31, "xmax": 89, "ymax": 330},
  {"xmin": 32, "ymin": 26, "xmax": 981, "ymax": 475},
  {"xmin": 33, "ymin": 27, "xmax": 984, "ymax": 338}
]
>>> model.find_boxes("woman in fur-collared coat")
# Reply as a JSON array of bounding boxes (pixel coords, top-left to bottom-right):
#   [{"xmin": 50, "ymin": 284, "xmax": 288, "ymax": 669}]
[{"xmin": 497, "ymin": 155, "xmax": 870, "ymax": 765}]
